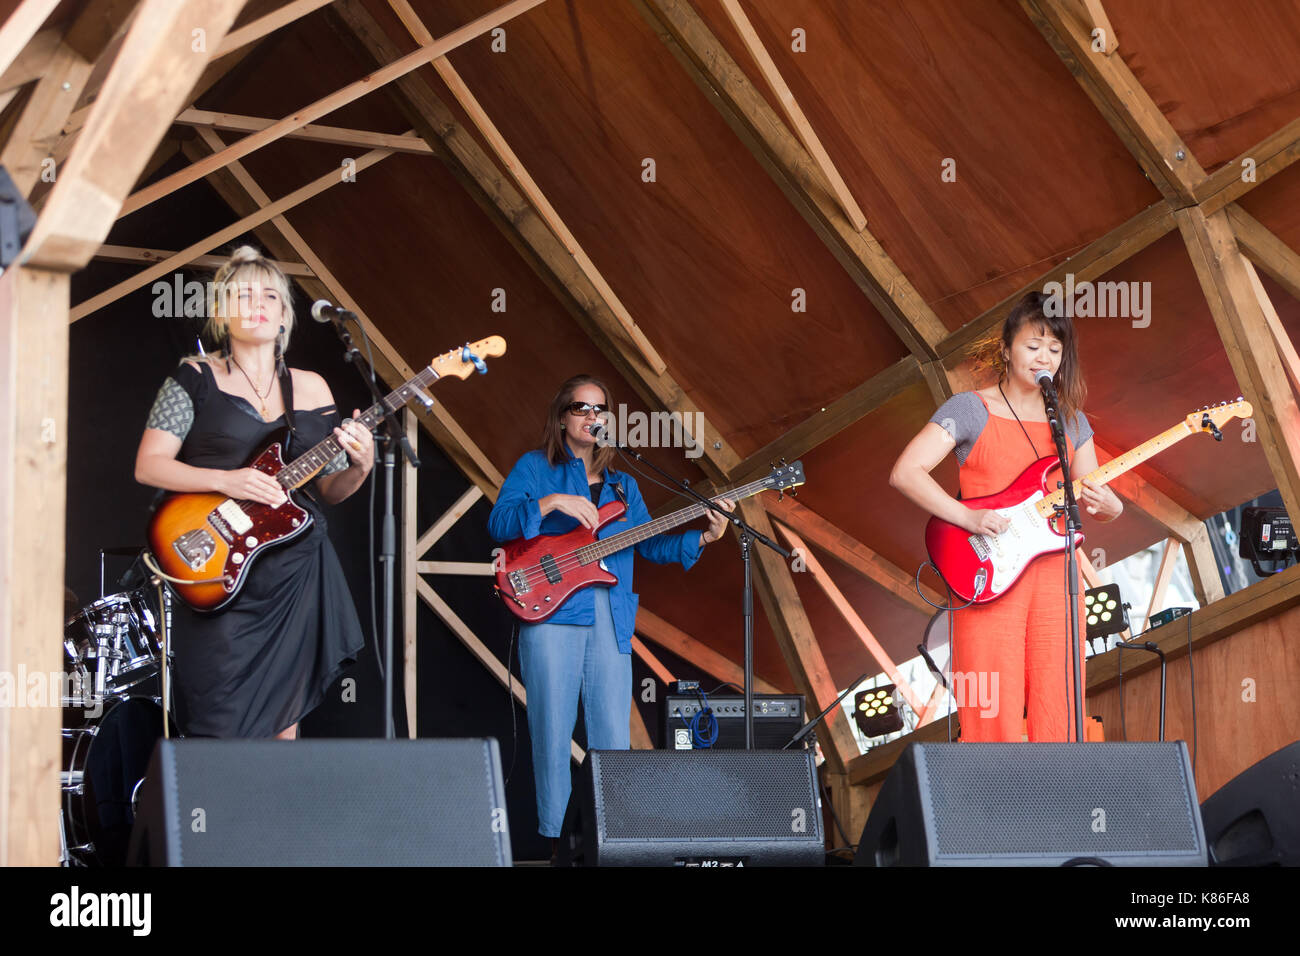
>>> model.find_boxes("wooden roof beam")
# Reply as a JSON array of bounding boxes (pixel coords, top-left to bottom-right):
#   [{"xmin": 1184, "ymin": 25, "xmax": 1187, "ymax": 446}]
[
  {"xmin": 70, "ymin": 144, "xmax": 393, "ymax": 319},
  {"xmin": 1227, "ymin": 203, "xmax": 1300, "ymax": 305},
  {"xmin": 1178, "ymin": 206, "xmax": 1300, "ymax": 533},
  {"xmin": 766, "ymin": 495, "xmax": 944, "ymax": 616},
  {"xmin": 213, "ymin": 0, "xmax": 335, "ymax": 59},
  {"xmin": 1197, "ymin": 117, "xmax": 1300, "ymax": 216},
  {"xmin": 176, "ymin": 107, "xmax": 436, "ymax": 154},
  {"xmin": 332, "ymin": 0, "xmax": 738, "ymax": 481},
  {"xmin": 118, "ymin": 0, "xmax": 546, "ymax": 219},
  {"xmin": 739, "ymin": 498, "xmax": 863, "ymax": 774},
  {"xmin": 385, "ymin": 0, "xmax": 667, "ymax": 376},
  {"xmin": 636, "ymin": 0, "xmax": 947, "ymax": 361},
  {"xmin": 1022, "ymin": 0, "xmax": 1205, "ymax": 205},
  {"xmin": 94, "ymin": 242, "xmax": 313, "ymax": 276},
  {"xmin": 716, "ymin": 0, "xmax": 867, "ymax": 233},
  {"xmin": 938, "ymin": 200, "xmax": 1175, "ymax": 364},
  {"xmin": 181, "ymin": 130, "xmax": 505, "ymax": 499},
  {"xmin": 635, "ymin": 607, "xmax": 784, "ymax": 695},
  {"xmin": 0, "ymin": 23, "xmax": 59, "ymax": 94},
  {"xmin": 0, "ymin": 1, "xmax": 61, "ymax": 82}
]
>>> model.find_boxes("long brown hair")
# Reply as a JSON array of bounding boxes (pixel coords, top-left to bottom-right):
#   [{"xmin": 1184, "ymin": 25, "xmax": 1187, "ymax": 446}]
[
  {"xmin": 541, "ymin": 374, "xmax": 617, "ymax": 472},
  {"xmin": 972, "ymin": 291, "xmax": 1087, "ymax": 425}
]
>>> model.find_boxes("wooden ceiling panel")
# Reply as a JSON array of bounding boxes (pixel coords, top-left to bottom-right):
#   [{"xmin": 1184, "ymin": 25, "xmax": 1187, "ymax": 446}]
[
  {"xmin": 688, "ymin": 0, "xmax": 1162, "ymax": 331},
  {"xmin": 360, "ymin": 0, "xmax": 911, "ymax": 459},
  {"xmin": 1105, "ymin": 0, "xmax": 1300, "ymax": 172}
]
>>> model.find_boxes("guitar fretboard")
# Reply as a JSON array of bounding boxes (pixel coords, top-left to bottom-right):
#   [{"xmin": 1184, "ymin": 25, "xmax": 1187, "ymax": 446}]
[
  {"xmin": 277, "ymin": 366, "xmax": 438, "ymax": 488},
  {"xmin": 575, "ymin": 476, "xmax": 773, "ymax": 563},
  {"xmin": 1035, "ymin": 419, "xmax": 1195, "ymax": 517}
]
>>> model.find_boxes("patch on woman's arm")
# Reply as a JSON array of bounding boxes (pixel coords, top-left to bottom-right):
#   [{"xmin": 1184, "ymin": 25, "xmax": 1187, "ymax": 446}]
[{"xmin": 145, "ymin": 377, "xmax": 193, "ymax": 439}]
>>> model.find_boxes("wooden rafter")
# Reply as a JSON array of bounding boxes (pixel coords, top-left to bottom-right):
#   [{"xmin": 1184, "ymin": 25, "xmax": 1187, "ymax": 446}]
[
  {"xmin": 0, "ymin": 1, "xmax": 61, "ymax": 81},
  {"xmin": 1142, "ymin": 537, "xmax": 1182, "ymax": 632},
  {"xmin": 1245, "ymin": 260, "xmax": 1300, "ymax": 416},
  {"xmin": 774, "ymin": 523, "xmax": 927, "ymax": 716},
  {"xmin": 1178, "ymin": 205, "xmax": 1300, "ymax": 532},
  {"xmin": 175, "ymin": 107, "xmax": 436, "ymax": 154},
  {"xmin": 1227, "ymin": 203, "xmax": 1300, "ymax": 305},
  {"xmin": 70, "ymin": 145, "xmax": 394, "ymax": 320},
  {"xmin": 213, "ymin": 0, "xmax": 335, "ymax": 58},
  {"xmin": 332, "ymin": 0, "xmax": 738, "ymax": 482},
  {"xmin": 1197, "ymin": 117, "xmax": 1300, "ymax": 216},
  {"xmin": 0, "ymin": 23, "xmax": 59, "ymax": 94},
  {"xmin": 716, "ymin": 0, "xmax": 867, "ymax": 233},
  {"xmin": 1091, "ymin": 437, "xmax": 1224, "ymax": 606},
  {"xmin": 635, "ymin": 0, "xmax": 947, "ymax": 361},
  {"xmin": 0, "ymin": 34, "xmax": 95, "ymax": 197},
  {"xmin": 939, "ymin": 201, "xmax": 1174, "ymax": 363},
  {"xmin": 738, "ymin": 498, "xmax": 860, "ymax": 773},
  {"xmin": 1077, "ymin": 0, "xmax": 1118, "ymax": 56},
  {"xmin": 178, "ymin": 131, "xmax": 505, "ymax": 499},
  {"xmin": 1022, "ymin": 0, "xmax": 1204, "ymax": 205},
  {"xmin": 766, "ymin": 495, "xmax": 944, "ymax": 616},
  {"xmin": 118, "ymin": 0, "xmax": 546, "ymax": 219},
  {"xmin": 634, "ymin": 608, "xmax": 783, "ymax": 695},
  {"xmin": 385, "ymin": 0, "xmax": 668, "ymax": 377},
  {"xmin": 94, "ymin": 242, "xmax": 312, "ymax": 275}
]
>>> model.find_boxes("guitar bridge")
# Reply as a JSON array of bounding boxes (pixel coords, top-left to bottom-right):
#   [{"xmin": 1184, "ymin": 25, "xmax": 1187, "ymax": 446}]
[
  {"xmin": 173, "ymin": 529, "xmax": 216, "ymax": 571},
  {"xmin": 507, "ymin": 569, "xmax": 531, "ymax": 595},
  {"xmin": 968, "ymin": 535, "xmax": 991, "ymax": 561}
]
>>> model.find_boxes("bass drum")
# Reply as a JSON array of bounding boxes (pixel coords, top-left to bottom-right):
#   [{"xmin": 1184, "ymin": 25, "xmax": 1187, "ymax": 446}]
[{"xmin": 63, "ymin": 697, "xmax": 170, "ymax": 867}]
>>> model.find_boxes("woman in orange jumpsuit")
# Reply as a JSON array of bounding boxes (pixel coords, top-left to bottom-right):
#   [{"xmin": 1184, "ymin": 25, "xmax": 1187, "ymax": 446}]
[{"xmin": 891, "ymin": 292, "xmax": 1123, "ymax": 742}]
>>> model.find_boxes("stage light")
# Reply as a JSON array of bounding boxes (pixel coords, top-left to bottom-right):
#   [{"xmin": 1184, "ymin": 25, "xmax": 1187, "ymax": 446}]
[
  {"xmin": 853, "ymin": 684, "xmax": 903, "ymax": 737},
  {"xmin": 1238, "ymin": 506, "xmax": 1298, "ymax": 576},
  {"xmin": 1084, "ymin": 584, "xmax": 1129, "ymax": 642}
]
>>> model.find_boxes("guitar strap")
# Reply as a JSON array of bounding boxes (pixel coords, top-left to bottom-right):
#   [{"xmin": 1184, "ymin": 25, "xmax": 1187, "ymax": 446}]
[{"xmin": 277, "ymin": 359, "xmax": 297, "ymax": 438}]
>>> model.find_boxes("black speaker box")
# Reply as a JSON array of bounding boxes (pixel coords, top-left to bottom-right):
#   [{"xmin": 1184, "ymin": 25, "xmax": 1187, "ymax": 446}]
[
  {"xmin": 856, "ymin": 742, "xmax": 1207, "ymax": 866},
  {"xmin": 560, "ymin": 749, "xmax": 824, "ymax": 866},
  {"xmin": 127, "ymin": 738, "xmax": 511, "ymax": 866},
  {"xmin": 1201, "ymin": 739, "xmax": 1300, "ymax": 866}
]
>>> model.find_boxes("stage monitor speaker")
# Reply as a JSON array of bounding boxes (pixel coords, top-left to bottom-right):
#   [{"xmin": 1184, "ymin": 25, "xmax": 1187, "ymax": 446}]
[
  {"xmin": 855, "ymin": 742, "xmax": 1206, "ymax": 867},
  {"xmin": 560, "ymin": 749, "xmax": 824, "ymax": 866},
  {"xmin": 127, "ymin": 738, "xmax": 511, "ymax": 866},
  {"xmin": 1201, "ymin": 740, "xmax": 1300, "ymax": 866}
]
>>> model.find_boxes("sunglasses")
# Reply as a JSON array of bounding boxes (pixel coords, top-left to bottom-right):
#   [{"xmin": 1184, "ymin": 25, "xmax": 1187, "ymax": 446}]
[{"xmin": 566, "ymin": 402, "xmax": 609, "ymax": 416}]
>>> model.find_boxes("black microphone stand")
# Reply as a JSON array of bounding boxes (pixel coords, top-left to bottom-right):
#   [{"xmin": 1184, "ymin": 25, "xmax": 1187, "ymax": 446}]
[
  {"xmin": 599, "ymin": 428, "xmax": 789, "ymax": 748},
  {"xmin": 1040, "ymin": 376, "xmax": 1086, "ymax": 741},
  {"xmin": 319, "ymin": 306, "xmax": 421, "ymax": 740}
]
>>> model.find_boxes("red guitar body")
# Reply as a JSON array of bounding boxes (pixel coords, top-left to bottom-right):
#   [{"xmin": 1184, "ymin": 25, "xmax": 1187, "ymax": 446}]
[
  {"xmin": 495, "ymin": 500, "xmax": 628, "ymax": 623},
  {"xmin": 924, "ymin": 455, "xmax": 1084, "ymax": 605}
]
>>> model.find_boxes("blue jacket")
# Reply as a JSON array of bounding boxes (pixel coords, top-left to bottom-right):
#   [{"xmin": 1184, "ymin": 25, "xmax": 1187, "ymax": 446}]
[{"xmin": 488, "ymin": 446, "xmax": 703, "ymax": 652}]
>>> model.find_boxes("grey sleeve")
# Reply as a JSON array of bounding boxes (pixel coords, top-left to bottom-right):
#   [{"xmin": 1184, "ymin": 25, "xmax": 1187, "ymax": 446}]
[
  {"xmin": 320, "ymin": 450, "xmax": 349, "ymax": 476},
  {"xmin": 929, "ymin": 392, "xmax": 989, "ymax": 466},
  {"xmin": 144, "ymin": 376, "xmax": 193, "ymax": 440},
  {"xmin": 1067, "ymin": 410, "xmax": 1094, "ymax": 451}
]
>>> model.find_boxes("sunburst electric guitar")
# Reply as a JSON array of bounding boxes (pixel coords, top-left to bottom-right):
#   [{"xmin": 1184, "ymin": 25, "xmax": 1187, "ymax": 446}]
[
  {"xmin": 495, "ymin": 461, "xmax": 805, "ymax": 623},
  {"xmin": 925, "ymin": 400, "xmax": 1252, "ymax": 604},
  {"xmin": 149, "ymin": 336, "xmax": 506, "ymax": 612}
]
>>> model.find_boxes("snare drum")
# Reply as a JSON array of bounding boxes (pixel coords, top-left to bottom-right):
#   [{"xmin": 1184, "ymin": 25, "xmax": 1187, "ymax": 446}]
[
  {"xmin": 64, "ymin": 591, "xmax": 161, "ymax": 693},
  {"xmin": 62, "ymin": 696, "xmax": 169, "ymax": 867}
]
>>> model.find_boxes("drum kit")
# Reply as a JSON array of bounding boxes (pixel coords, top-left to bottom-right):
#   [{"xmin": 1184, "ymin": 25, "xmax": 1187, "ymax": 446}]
[{"xmin": 61, "ymin": 548, "xmax": 177, "ymax": 867}]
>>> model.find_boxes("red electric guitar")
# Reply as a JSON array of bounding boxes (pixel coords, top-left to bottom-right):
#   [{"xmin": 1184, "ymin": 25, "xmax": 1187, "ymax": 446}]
[
  {"xmin": 925, "ymin": 400, "xmax": 1252, "ymax": 604},
  {"xmin": 148, "ymin": 336, "xmax": 506, "ymax": 612},
  {"xmin": 495, "ymin": 461, "xmax": 805, "ymax": 623}
]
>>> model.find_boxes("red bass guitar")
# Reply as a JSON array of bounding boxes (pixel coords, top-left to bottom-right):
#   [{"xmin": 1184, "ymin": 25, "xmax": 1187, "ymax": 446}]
[
  {"xmin": 925, "ymin": 400, "xmax": 1252, "ymax": 604},
  {"xmin": 495, "ymin": 461, "xmax": 805, "ymax": 623},
  {"xmin": 148, "ymin": 336, "xmax": 506, "ymax": 611}
]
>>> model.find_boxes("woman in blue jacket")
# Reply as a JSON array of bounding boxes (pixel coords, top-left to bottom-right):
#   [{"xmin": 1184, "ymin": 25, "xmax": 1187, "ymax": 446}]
[{"xmin": 489, "ymin": 375, "xmax": 732, "ymax": 850}]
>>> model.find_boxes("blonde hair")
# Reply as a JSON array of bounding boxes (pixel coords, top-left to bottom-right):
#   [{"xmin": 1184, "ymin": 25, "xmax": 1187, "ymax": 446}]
[{"xmin": 189, "ymin": 246, "xmax": 295, "ymax": 362}]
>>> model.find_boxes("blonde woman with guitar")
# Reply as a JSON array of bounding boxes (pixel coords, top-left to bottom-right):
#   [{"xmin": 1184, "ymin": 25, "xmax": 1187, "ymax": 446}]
[{"xmin": 135, "ymin": 247, "xmax": 372, "ymax": 740}]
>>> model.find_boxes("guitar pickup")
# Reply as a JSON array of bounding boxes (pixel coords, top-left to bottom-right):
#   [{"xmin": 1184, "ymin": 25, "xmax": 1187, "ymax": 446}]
[
  {"xmin": 968, "ymin": 535, "xmax": 991, "ymax": 561},
  {"xmin": 540, "ymin": 554, "xmax": 562, "ymax": 585}
]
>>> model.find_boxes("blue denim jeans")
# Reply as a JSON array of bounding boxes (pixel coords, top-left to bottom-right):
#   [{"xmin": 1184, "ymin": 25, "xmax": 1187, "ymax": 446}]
[{"xmin": 518, "ymin": 586, "xmax": 631, "ymax": 837}]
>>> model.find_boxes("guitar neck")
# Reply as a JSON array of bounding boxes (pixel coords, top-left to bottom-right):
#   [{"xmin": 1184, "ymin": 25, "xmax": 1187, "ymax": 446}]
[
  {"xmin": 580, "ymin": 477, "xmax": 772, "ymax": 561},
  {"xmin": 1037, "ymin": 419, "xmax": 1197, "ymax": 516},
  {"xmin": 277, "ymin": 366, "xmax": 439, "ymax": 489}
]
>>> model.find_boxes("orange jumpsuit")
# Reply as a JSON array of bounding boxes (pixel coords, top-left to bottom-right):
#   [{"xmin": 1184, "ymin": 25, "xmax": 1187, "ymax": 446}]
[{"xmin": 950, "ymin": 394, "xmax": 1087, "ymax": 743}]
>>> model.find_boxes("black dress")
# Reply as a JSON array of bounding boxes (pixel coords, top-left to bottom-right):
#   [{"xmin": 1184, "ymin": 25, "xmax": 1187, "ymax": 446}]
[{"xmin": 164, "ymin": 362, "xmax": 365, "ymax": 738}]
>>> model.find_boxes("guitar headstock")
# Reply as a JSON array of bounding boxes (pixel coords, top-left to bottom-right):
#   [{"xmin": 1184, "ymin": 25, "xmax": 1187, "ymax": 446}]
[
  {"xmin": 762, "ymin": 460, "xmax": 805, "ymax": 493},
  {"xmin": 429, "ymin": 335, "xmax": 507, "ymax": 380},
  {"xmin": 1186, "ymin": 398, "xmax": 1253, "ymax": 433}
]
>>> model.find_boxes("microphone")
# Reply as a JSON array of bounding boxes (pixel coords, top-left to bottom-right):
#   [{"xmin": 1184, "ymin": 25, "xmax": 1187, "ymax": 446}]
[
  {"xmin": 588, "ymin": 420, "xmax": 615, "ymax": 446},
  {"xmin": 1033, "ymin": 368, "xmax": 1056, "ymax": 392},
  {"xmin": 311, "ymin": 299, "xmax": 356, "ymax": 324}
]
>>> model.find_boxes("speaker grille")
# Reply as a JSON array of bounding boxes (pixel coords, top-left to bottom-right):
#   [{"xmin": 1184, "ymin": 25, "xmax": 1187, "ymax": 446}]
[
  {"xmin": 155, "ymin": 739, "xmax": 509, "ymax": 866},
  {"xmin": 921, "ymin": 743, "xmax": 1202, "ymax": 859},
  {"xmin": 592, "ymin": 750, "xmax": 816, "ymax": 841}
]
